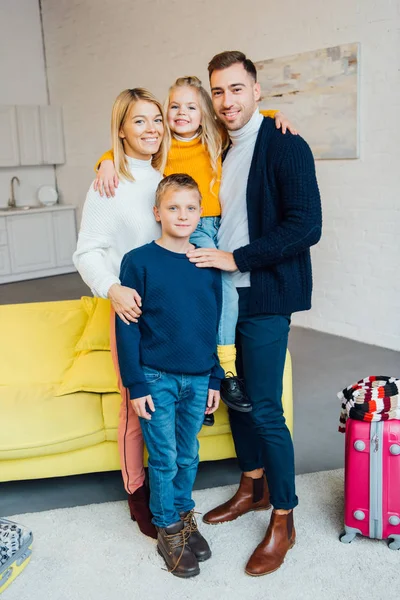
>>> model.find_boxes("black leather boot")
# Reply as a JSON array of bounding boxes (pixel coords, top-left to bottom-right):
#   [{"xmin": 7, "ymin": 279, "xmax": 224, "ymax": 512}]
[
  {"xmin": 157, "ymin": 520, "xmax": 200, "ymax": 578},
  {"xmin": 220, "ymin": 372, "xmax": 252, "ymax": 412},
  {"xmin": 180, "ymin": 510, "xmax": 211, "ymax": 562},
  {"xmin": 203, "ymin": 413, "xmax": 215, "ymax": 427}
]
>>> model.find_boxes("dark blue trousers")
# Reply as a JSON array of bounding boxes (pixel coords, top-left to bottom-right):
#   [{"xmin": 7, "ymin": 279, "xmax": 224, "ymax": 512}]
[{"xmin": 229, "ymin": 288, "xmax": 298, "ymax": 510}]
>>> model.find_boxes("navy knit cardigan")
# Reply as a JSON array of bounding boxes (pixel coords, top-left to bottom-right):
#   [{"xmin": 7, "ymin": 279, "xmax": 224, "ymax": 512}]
[{"xmin": 232, "ymin": 117, "xmax": 322, "ymax": 315}]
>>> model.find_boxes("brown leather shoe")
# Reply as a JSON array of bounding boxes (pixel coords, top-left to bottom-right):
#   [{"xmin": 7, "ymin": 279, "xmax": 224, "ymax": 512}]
[
  {"xmin": 157, "ymin": 520, "xmax": 200, "ymax": 578},
  {"xmin": 203, "ymin": 473, "xmax": 271, "ymax": 524},
  {"xmin": 127, "ymin": 484, "xmax": 157, "ymax": 539},
  {"xmin": 180, "ymin": 510, "xmax": 211, "ymax": 562},
  {"xmin": 245, "ymin": 510, "xmax": 296, "ymax": 576}
]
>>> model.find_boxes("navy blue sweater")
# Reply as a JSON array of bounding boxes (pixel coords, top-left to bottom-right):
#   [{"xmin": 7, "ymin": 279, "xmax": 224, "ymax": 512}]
[
  {"xmin": 115, "ymin": 241, "xmax": 224, "ymax": 399},
  {"xmin": 231, "ymin": 117, "xmax": 322, "ymax": 315}
]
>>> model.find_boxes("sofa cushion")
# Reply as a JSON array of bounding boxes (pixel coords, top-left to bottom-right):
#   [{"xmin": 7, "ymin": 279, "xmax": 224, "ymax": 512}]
[
  {"xmin": 0, "ymin": 300, "xmax": 87, "ymax": 385},
  {"xmin": 0, "ymin": 385, "xmax": 106, "ymax": 460},
  {"xmin": 101, "ymin": 392, "xmax": 232, "ymax": 442},
  {"xmin": 75, "ymin": 297, "xmax": 111, "ymax": 352},
  {"xmin": 101, "ymin": 393, "xmax": 121, "ymax": 441},
  {"xmin": 56, "ymin": 351, "xmax": 119, "ymax": 396}
]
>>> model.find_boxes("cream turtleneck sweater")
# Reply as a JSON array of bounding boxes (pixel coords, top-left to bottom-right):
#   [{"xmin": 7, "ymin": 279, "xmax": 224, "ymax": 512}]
[
  {"xmin": 73, "ymin": 156, "xmax": 162, "ymax": 298},
  {"xmin": 217, "ymin": 109, "xmax": 264, "ymax": 288}
]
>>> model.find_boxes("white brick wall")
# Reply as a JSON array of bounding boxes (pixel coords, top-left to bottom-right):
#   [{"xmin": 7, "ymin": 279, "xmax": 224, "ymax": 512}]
[{"xmin": 41, "ymin": 0, "xmax": 400, "ymax": 351}]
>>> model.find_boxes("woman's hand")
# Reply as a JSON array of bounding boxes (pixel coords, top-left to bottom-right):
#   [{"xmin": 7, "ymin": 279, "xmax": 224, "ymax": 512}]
[
  {"xmin": 108, "ymin": 283, "xmax": 142, "ymax": 325},
  {"xmin": 131, "ymin": 395, "xmax": 155, "ymax": 420},
  {"xmin": 205, "ymin": 389, "xmax": 220, "ymax": 414},
  {"xmin": 93, "ymin": 160, "xmax": 119, "ymax": 198},
  {"xmin": 274, "ymin": 112, "xmax": 298, "ymax": 135}
]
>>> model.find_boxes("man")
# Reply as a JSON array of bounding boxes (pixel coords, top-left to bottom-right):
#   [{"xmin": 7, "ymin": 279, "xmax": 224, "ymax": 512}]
[{"xmin": 187, "ymin": 50, "xmax": 322, "ymax": 576}]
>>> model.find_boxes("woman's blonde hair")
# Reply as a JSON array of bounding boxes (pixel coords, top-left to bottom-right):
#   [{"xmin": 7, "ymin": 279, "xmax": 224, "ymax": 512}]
[
  {"xmin": 165, "ymin": 77, "xmax": 227, "ymax": 191},
  {"xmin": 111, "ymin": 88, "xmax": 170, "ymax": 181}
]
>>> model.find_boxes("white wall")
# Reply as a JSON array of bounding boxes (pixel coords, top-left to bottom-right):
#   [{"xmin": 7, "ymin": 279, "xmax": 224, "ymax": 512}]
[
  {"xmin": 41, "ymin": 0, "xmax": 400, "ymax": 351},
  {"xmin": 0, "ymin": 0, "xmax": 55, "ymax": 208}
]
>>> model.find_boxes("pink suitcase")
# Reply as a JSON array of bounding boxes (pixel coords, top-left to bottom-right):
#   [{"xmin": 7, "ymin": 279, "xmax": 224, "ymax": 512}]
[{"xmin": 340, "ymin": 419, "xmax": 400, "ymax": 549}]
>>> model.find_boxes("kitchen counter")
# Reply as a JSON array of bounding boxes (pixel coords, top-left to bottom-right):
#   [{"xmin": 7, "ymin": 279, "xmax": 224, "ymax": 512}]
[{"xmin": 0, "ymin": 204, "xmax": 75, "ymax": 216}]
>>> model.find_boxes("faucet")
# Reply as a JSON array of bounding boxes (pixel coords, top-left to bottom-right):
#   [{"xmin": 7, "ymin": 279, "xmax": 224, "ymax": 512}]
[{"xmin": 9, "ymin": 176, "xmax": 20, "ymax": 208}]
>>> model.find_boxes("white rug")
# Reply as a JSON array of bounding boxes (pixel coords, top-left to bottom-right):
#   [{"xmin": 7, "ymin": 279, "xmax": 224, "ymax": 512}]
[{"xmin": 3, "ymin": 469, "xmax": 399, "ymax": 600}]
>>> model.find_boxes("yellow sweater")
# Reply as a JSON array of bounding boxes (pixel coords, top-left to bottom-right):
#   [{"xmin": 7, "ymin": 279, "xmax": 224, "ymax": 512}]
[{"xmin": 97, "ymin": 110, "xmax": 278, "ymax": 217}]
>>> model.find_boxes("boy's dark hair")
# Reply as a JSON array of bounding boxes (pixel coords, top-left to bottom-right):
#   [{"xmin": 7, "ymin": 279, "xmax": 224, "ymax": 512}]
[
  {"xmin": 155, "ymin": 173, "xmax": 202, "ymax": 208},
  {"xmin": 208, "ymin": 51, "xmax": 257, "ymax": 82}
]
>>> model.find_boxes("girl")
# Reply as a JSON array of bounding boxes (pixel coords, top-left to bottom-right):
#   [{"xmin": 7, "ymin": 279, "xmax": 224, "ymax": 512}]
[
  {"xmin": 73, "ymin": 88, "xmax": 170, "ymax": 540},
  {"xmin": 94, "ymin": 77, "xmax": 296, "ymax": 415}
]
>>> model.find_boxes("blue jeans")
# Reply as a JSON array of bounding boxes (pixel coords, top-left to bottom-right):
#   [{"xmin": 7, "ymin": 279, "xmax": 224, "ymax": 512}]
[
  {"xmin": 190, "ymin": 216, "xmax": 238, "ymax": 346},
  {"xmin": 139, "ymin": 365, "xmax": 210, "ymax": 528},
  {"xmin": 229, "ymin": 288, "xmax": 298, "ymax": 510}
]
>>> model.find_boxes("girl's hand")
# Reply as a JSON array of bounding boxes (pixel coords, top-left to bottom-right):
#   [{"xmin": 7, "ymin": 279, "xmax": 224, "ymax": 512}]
[
  {"xmin": 93, "ymin": 160, "xmax": 119, "ymax": 198},
  {"xmin": 108, "ymin": 284, "xmax": 142, "ymax": 325},
  {"xmin": 131, "ymin": 395, "xmax": 155, "ymax": 420},
  {"xmin": 205, "ymin": 389, "xmax": 220, "ymax": 414},
  {"xmin": 274, "ymin": 112, "xmax": 298, "ymax": 135}
]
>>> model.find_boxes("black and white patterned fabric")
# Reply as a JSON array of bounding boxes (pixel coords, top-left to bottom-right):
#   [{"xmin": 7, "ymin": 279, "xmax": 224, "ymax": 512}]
[{"xmin": 0, "ymin": 520, "xmax": 28, "ymax": 566}]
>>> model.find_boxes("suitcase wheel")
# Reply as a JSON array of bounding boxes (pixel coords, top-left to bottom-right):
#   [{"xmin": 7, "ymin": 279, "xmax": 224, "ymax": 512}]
[
  {"xmin": 339, "ymin": 530, "xmax": 356, "ymax": 544},
  {"xmin": 388, "ymin": 536, "xmax": 400, "ymax": 551}
]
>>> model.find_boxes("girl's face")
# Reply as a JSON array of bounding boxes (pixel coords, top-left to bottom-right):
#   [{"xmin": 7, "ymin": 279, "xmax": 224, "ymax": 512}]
[
  {"xmin": 119, "ymin": 100, "xmax": 164, "ymax": 159},
  {"xmin": 167, "ymin": 87, "xmax": 202, "ymax": 138}
]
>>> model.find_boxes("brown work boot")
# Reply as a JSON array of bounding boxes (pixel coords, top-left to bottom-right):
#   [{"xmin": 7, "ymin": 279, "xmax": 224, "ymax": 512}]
[
  {"xmin": 127, "ymin": 484, "xmax": 157, "ymax": 539},
  {"xmin": 157, "ymin": 520, "xmax": 200, "ymax": 578},
  {"xmin": 180, "ymin": 510, "xmax": 211, "ymax": 562},
  {"xmin": 245, "ymin": 510, "xmax": 296, "ymax": 576},
  {"xmin": 203, "ymin": 473, "xmax": 271, "ymax": 524}
]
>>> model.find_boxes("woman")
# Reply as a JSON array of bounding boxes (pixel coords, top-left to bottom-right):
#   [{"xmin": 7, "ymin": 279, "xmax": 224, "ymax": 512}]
[{"xmin": 73, "ymin": 88, "xmax": 170, "ymax": 539}]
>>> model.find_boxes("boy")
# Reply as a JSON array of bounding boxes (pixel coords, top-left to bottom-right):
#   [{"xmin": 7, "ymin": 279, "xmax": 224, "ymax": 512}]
[{"xmin": 115, "ymin": 173, "xmax": 223, "ymax": 578}]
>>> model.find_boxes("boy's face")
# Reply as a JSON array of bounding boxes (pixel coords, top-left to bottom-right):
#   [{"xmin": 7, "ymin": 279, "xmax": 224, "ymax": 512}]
[{"xmin": 153, "ymin": 187, "xmax": 201, "ymax": 238}]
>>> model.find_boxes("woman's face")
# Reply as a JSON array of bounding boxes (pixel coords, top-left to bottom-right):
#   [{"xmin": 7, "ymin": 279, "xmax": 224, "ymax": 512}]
[
  {"xmin": 167, "ymin": 87, "xmax": 202, "ymax": 138},
  {"xmin": 119, "ymin": 100, "xmax": 164, "ymax": 159}
]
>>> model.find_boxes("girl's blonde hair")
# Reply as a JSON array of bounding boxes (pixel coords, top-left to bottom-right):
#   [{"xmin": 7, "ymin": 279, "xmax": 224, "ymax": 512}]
[
  {"xmin": 166, "ymin": 76, "xmax": 227, "ymax": 189},
  {"xmin": 111, "ymin": 88, "xmax": 170, "ymax": 181}
]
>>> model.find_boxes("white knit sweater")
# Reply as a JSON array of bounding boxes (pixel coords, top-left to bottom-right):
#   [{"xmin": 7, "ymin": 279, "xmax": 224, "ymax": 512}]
[{"xmin": 73, "ymin": 156, "xmax": 162, "ymax": 298}]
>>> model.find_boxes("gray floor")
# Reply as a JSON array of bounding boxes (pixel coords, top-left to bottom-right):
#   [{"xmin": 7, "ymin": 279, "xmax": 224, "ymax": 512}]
[{"xmin": 1, "ymin": 273, "xmax": 399, "ymax": 516}]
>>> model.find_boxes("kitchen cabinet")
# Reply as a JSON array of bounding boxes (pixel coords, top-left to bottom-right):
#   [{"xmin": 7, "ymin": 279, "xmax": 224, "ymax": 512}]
[
  {"xmin": 0, "ymin": 105, "xmax": 65, "ymax": 167},
  {"xmin": 7, "ymin": 211, "xmax": 56, "ymax": 273},
  {"xmin": 16, "ymin": 106, "xmax": 43, "ymax": 166},
  {"xmin": 52, "ymin": 209, "xmax": 77, "ymax": 267},
  {"xmin": 0, "ymin": 106, "xmax": 19, "ymax": 167},
  {"xmin": 40, "ymin": 106, "xmax": 65, "ymax": 165},
  {"xmin": 0, "ymin": 219, "xmax": 11, "ymax": 276},
  {"xmin": 0, "ymin": 206, "xmax": 77, "ymax": 283}
]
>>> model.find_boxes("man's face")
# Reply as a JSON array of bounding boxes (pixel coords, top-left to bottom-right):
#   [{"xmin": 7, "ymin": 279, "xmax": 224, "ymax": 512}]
[{"xmin": 210, "ymin": 63, "xmax": 260, "ymax": 131}]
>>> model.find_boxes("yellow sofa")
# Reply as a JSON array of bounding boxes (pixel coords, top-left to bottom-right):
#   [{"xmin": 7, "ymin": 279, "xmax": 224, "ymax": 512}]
[{"xmin": 0, "ymin": 298, "xmax": 293, "ymax": 483}]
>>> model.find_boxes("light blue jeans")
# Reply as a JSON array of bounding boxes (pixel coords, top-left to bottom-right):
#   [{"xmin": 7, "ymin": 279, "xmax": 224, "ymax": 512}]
[
  {"xmin": 139, "ymin": 365, "xmax": 210, "ymax": 528},
  {"xmin": 190, "ymin": 216, "xmax": 238, "ymax": 346}
]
